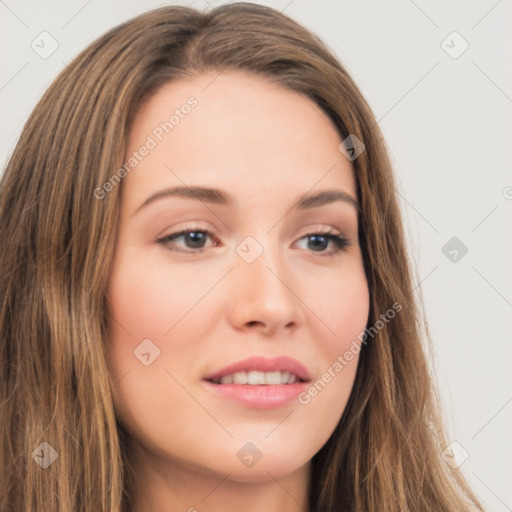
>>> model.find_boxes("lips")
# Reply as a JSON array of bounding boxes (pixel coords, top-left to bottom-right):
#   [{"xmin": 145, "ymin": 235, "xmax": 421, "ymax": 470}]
[
  {"xmin": 202, "ymin": 355, "xmax": 311, "ymax": 409},
  {"xmin": 203, "ymin": 356, "xmax": 312, "ymax": 384}
]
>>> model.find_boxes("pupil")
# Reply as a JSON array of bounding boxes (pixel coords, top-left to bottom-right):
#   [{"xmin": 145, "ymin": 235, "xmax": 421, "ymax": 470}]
[
  {"xmin": 309, "ymin": 235, "xmax": 327, "ymax": 251},
  {"xmin": 186, "ymin": 232, "xmax": 206, "ymax": 248}
]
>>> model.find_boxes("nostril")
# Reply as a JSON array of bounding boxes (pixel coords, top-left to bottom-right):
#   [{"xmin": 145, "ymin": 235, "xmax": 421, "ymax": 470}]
[{"xmin": 247, "ymin": 321, "xmax": 264, "ymax": 327}]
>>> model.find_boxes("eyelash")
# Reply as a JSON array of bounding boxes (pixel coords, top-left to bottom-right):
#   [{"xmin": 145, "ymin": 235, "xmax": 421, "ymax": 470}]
[{"xmin": 156, "ymin": 226, "xmax": 351, "ymax": 257}]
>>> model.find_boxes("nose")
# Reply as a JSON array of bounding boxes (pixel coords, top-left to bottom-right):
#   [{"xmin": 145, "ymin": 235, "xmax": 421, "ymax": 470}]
[{"xmin": 225, "ymin": 240, "xmax": 305, "ymax": 336}]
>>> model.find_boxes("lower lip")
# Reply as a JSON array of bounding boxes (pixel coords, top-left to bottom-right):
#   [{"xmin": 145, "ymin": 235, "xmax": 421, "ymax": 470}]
[{"xmin": 202, "ymin": 380, "xmax": 309, "ymax": 409}]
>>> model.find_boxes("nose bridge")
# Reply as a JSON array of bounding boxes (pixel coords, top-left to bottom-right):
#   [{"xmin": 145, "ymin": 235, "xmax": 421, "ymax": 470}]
[
  {"xmin": 235, "ymin": 232, "xmax": 286, "ymax": 292},
  {"xmin": 227, "ymin": 232, "xmax": 303, "ymax": 332}
]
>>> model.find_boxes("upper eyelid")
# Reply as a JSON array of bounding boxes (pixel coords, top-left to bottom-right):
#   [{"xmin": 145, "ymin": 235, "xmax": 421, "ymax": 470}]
[
  {"xmin": 158, "ymin": 225, "xmax": 346, "ymax": 240},
  {"xmin": 157, "ymin": 226, "xmax": 350, "ymax": 249}
]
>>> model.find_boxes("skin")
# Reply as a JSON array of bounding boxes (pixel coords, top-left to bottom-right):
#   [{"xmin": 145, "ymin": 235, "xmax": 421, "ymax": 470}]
[{"xmin": 105, "ymin": 70, "xmax": 370, "ymax": 512}]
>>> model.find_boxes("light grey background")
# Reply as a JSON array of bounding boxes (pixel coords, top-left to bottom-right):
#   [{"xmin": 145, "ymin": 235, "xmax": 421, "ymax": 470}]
[{"xmin": 1, "ymin": 1, "xmax": 511, "ymax": 510}]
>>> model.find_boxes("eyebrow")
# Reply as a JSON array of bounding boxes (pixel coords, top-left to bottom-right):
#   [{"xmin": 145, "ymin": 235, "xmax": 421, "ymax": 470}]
[{"xmin": 133, "ymin": 185, "xmax": 360, "ymax": 215}]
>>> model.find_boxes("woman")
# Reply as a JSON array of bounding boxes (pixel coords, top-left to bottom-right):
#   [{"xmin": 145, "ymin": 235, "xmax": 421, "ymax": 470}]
[{"xmin": 0, "ymin": 3, "xmax": 485, "ymax": 511}]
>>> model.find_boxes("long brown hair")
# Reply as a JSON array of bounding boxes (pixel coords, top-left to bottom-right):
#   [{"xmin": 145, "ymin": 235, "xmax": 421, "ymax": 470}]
[{"xmin": 0, "ymin": 3, "xmax": 485, "ymax": 511}]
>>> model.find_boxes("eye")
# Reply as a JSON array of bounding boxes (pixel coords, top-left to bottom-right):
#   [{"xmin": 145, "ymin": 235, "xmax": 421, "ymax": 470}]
[
  {"xmin": 157, "ymin": 228, "xmax": 218, "ymax": 254},
  {"xmin": 295, "ymin": 230, "xmax": 351, "ymax": 257},
  {"xmin": 156, "ymin": 226, "xmax": 351, "ymax": 256}
]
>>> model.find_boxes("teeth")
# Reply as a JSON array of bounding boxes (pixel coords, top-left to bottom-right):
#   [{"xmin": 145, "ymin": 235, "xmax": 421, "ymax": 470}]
[
  {"xmin": 219, "ymin": 374, "xmax": 234, "ymax": 384},
  {"xmin": 247, "ymin": 371, "xmax": 266, "ymax": 385},
  {"xmin": 233, "ymin": 372, "xmax": 247, "ymax": 385},
  {"xmin": 265, "ymin": 371, "xmax": 282, "ymax": 385},
  {"xmin": 215, "ymin": 370, "xmax": 301, "ymax": 385}
]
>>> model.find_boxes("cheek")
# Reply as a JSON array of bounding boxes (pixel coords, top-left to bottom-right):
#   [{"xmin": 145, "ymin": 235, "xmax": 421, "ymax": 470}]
[
  {"xmin": 302, "ymin": 260, "xmax": 369, "ymax": 396},
  {"xmin": 295, "ymin": 284, "xmax": 368, "ymax": 448},
  {"xmin": 104, "ymin": 255, "xmax": 209, "ymax": 454},
  {"xmin": 309, "ymin": 259, "xmax": 370, "ymax": 354},
  {"xmin": 104, "ymin": 249, "xmax": 226, "ymax": 420},
  {"xmin": 106, "ymin": 248, "xmax": 218, "ymax": 340},
  {"xmin": 289, "ymin": 258, "xmax": 369, "ymax": 429}
]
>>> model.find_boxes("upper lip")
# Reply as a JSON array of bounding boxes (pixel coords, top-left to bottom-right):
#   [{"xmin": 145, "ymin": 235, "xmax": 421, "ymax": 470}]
[{"xmin": 203, "ymin": 356, "xmax": 312, "ymax": 383}]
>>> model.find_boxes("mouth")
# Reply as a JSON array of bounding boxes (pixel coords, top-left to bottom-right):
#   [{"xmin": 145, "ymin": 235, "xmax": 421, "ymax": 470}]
[
  {"xmin": 205, "ymin": 370, "xmax": 308, "ymax": 386},
  {"xmin": 201, "ymin": 356, "xmax": 311, "ymax": 409}
]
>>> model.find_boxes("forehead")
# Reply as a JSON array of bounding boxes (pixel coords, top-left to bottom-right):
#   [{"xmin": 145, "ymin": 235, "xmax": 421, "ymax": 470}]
[{"xmin": 123, "ymin": 70, "xmax": 357, "ymax": 211}]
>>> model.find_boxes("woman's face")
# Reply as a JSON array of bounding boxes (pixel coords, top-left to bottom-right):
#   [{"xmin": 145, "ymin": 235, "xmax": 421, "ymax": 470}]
[{"xmin": 106, "ymin": 70, "xmax": 369, "ymax": 482}]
